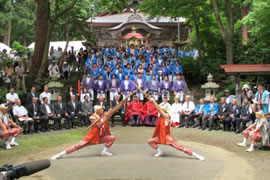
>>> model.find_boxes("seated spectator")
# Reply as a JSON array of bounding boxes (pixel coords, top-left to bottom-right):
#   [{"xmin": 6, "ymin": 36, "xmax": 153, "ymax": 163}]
[
  {"xmin": 80, "ymin": 87, "xmax": 91, "ymax": 103},
  {"xmin": 194, "ymin": 98, "xmax": 206, "ymax": 128},
  {"xmin": 125, "ymin": 95, "xmax": 143, "ymax": 126},
  {"xmin": 65, "ymin": 85, "xmax": 77, "ymax": 103},
  {"xmin": 111, "ymin": 94, "xmax": 125, "ymax": 127},
  {"xmin": 224, "ymin": 89, "xmax": 235, "ymax": 104},
  {"xmin": 13, "ymin": 99, "xmax": 34, "ymax": 134},
  {"xmin": 67, "ymin": 95, "xmax": 81, "ymax": 128},
  {"xmin": 53, "ymin": 96, "xmax": 68, "ymax": 130},
  {"xmin": 62, "ymin": 61, "xmax": 70, "ymax": 80},
  {"xmin": 181, "ymin": 95, "xmax": 195, "ymax": 128},
  {"xmin": 148, "ymin": 74, "xmax": 159, "ymax": 101},
  {"xmin": 48, "ymin": 60, "xmax": 60, "ymax": 78},
  {"xmin": 96, "ymin": 95, "xmax": 108, "ymax": 111},
  {"xmin": 26, "ymin": 86, "xmax": 39, "ymax": 105},
  {"xmin": 120, "ymin": 75, "xmax": 133, "ymax": 101},
  {"xmin": 81, "ymin": 72, "xmax": 95, "ymax": 101},
  {"xmin": 40, "ymin": 97, "xmax": 55, "ymax": 132},
  {"xmin": 159, "ymin": 95, "xmax": 172, "ymax": 112},
  {"xmin": 237, "ymin": 111, "xmax": 269, "ymax": 152},
  {"xmin": 6, "ymin": 87, "xmax": 19, "ymax": 111},
  {"xmin": 142, "ymin": 98, "xmax": 158, "ymax": 127},
  {"xmin": 201, "ymin": 96, "xmax": 218, "ymax": 131},
  {"xmin": 39, "ymin": 85, "xmax": 52, "ymax": 104},
  {"xmin": 241, "ymin": 98, "xmax": 253, "ymax": 131},
  {"xmin": 217, "ymin": 97, "xmax": 228, "ymax": 131},
  {"xmin": 81, "ymin": 95, "xmax": 93, "ymax": 126},
  {"xmin": 241, "ymin": 84, "xmax": 253, "ymax": 105},
  {"xmin": 160, "ymin": 76, "xmax": 171, "ymax": 101},
  {"xmin": 109, "ymin": 74, "xmax": 120, "ymax": 103},
  {"xmin": 225, "ymin": 98, "xmax": 241, "ymax": 132},
  {"xmin": 170, "ymin": 96, "xmax": 182, "ymax": 128},
  {"xmin": 28, "ymin": 97, "xmax": 41, "ymax": 133},
  {"xmin": 172, "ymin": 75, "xmax": 187, "ymax": 101},
  {"xmin": 95, "ymin": 74, "xmax": 106, "ymax": 98},
  {"xmin": 0, "ymin": 104, "xmax": 22, "ymax": 150}
]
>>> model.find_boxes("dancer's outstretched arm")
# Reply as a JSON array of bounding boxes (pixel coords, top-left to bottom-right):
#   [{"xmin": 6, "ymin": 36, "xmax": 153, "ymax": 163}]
[{"xmin": 146, "ymin": 96, "xmax": 169, "ymax": 120}]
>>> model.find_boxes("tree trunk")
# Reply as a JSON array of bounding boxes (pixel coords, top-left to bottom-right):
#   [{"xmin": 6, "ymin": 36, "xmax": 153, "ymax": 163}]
[
  {"xmin": 31, "ymin": 0, "xmax": 49, "ymax": 76},
  {"xmin": 194, "ymin": 17, "xmax": 202, "ymax": 68},
  {"xmin": 35, "ymin": 22, "xmax": 54, "ymax": 81},
  {"xmin": 211, "ymin": 0, "xmax": 234, "ymax": 64},
  {"xmin": 241, "ymin": 6, "xmax": 249, "ymax": 46},
  {"xmin": 3, "ymin": 19, "xmax": 11, "ymax": 46},
  {"xmin": 225, "ymin": 34, "xmax": 233, "ymax": 64},
  {"xmin": 59, "ymin": 23, "xmax": 70, "ymax": 68}
]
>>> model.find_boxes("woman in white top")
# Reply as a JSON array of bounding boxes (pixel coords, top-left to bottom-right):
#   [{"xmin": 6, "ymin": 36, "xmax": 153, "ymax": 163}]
[
  {"xmin": 80, "ymin": 87, "xmax": 91, "ymax": 103},
  {"xmin": 237, "ymin": 111, "xmax": 269, "ymax": 152},
  {"xmin": 170, "ymin": 97, "xmax": 182, "ymax": 127}
]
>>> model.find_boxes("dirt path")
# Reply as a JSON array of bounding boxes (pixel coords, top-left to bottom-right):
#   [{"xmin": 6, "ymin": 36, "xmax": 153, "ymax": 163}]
[{"xmin": 22, "ymin": 140, "xmax": 255, "ymax": 180}]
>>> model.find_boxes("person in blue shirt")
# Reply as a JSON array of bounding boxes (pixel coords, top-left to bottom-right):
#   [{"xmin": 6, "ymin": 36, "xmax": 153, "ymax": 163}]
[
  {"xmin": 144, "ymin": 70, "xmax": 152, "ymax": 86},
  {"xmin": 201, "ymin": 96, "xmax": 219, "ymax": 131},
  {"xmin": 91, "ymin": 63, "xmax": 99, "ymax": 80},
  {"xmin": 172, "ymin": 61, "xmax": 183, "ymax": 80},
  {"xmin": 111, "ymin": 56, "xmax": 118, "ymax": 69},
  {"xmin": 127, "ymin": 44, "xmax": 138, "ymax": 57},
  {"xmin": 159, "ymin": 62, "xmax": 169, "ymax": 78},
  {"xmin": 115, "ymin": 67, "xmax": 125, "ymax": 81},
  {"xmin": 108, "ymin": 45, "xmax": 116, "ymax": 57},
  {"xmin": 194, "ymin": 99, "xmax": 206, "ymax": 128},
  {"xmin": 127, "ymin": 54, "xmax": 136, "ymax": 64},
  {"xmin": 105, "ymin": 57, "xmax": 114, "ymax": 69},
  {"xmin": 156, "ymin": 55, "xmax": 164, "ymax": 66},
  {"xmin": 124, "ymin": 64, "xmax": 134, "ymax": 76},
  {"xmin": 103, "ymin": 66, "xmax": 111, "ymax": 81}
]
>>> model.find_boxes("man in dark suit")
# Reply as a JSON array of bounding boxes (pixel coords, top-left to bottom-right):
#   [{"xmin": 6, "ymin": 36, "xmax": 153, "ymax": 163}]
[
  {"xmin": 217, "ymin": 97, "xmax": 228, "ymax": 131},
  {"xmin": 40, "ymin": 97, "xmax": 55, "ymax": 132},
  {"xmin": 28, "ymin": 97, "xmax": 41, "ymax": 133},
  {"xmin": 111, "ymin": 94, "xmax": 125, "ymax": 127},
  {"xmin": 225, "ymin": 98, "xmax": 241, "ymax": 133},
  {"xmin": 95, "ymin": 95, "xmax": 108, "ymax": 111},
  {"xmin": 26, "ymin": 86, "xmax": 39, "ymax": 105},
  {"xmin": 80, "ymin": 95, "xmax": 93, "ymax": 126},
  {"xmin": 240, "ymin": 98, "xmax": 253, "ymax": 131},
  {"xmin": 67, "ymin": 95, "xmax": 81, "ymax": 128},
  {"xmin": 53, "ymin": 96, "xmax": 68, "ymax": 130}
]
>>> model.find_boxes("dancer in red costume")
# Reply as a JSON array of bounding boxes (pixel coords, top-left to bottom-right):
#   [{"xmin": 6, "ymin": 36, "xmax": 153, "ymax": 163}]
[
  {"xmin": 51, "ymin": 105, "xmax": 117, "ymax": 160},
  {"xmin": 146, "ymin": 96, "xmax": 205, "ymax": 160}
]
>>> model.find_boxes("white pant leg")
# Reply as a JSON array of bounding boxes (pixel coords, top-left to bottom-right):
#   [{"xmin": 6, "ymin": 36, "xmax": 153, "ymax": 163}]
[{"xmin": 89, "ymin": 89, "xmax": 94, "ymax": 101}]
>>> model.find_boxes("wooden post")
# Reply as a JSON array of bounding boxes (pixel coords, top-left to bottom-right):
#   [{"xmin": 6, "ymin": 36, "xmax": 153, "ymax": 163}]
[{"xmin": 235, "ymin": 74, "xmax": 241, "ymax": 105}]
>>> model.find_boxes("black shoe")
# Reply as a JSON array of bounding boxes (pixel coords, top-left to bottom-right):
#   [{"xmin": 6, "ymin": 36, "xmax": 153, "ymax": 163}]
[
  {"xmin": 186, "ymin": 125, "xmax": 189, "ymax": 128},
  {"xmin": 122, "ymin": 124, "xmax": 125, "ymax": 127},
  {"xmin": 111, "ymin": 124, "xmax": 115, "ymax": 127},
  {"xmin": 235, "ymin": 130, "xmax": 240, "ymax": 134},
  {"xmin": 208, "ymin": 128, "xmax": 212, "ymax": 131},
  {"xmin": 202, "ymin": 127, "xmax": 206, "ymax": 130}
]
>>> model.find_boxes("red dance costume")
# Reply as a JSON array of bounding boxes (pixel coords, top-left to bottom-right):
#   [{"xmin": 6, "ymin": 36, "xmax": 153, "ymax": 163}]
[
  {"xmin": 66, "ymin": 113, "xmax": 115, "ymax": 154},
  {"xmin": 148, "ymin": 115, "xmax": 192, "ymax": 156}
]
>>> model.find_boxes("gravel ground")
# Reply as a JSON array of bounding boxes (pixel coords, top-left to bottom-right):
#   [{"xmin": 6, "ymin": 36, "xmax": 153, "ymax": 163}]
[{"xmin": 15, "ymin": 126, "xmax": 270, "ymax": 180}]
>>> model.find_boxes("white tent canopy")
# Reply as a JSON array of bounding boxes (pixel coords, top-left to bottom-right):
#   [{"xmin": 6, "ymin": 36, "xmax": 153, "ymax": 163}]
[
  {"xmin": 27, "ymin": 41, "xmax": 86, "ymax": 52},
  {"xmin": 0, "ymin": 43, "xmax": 12, "ymax": 53}
]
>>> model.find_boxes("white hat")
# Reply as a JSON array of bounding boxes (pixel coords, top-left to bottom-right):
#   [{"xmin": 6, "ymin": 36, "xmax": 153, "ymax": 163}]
[
  {"xmin": 242, "ymin": 84, "xmax": 250, "ymax": 90},
  {"xmin": 94, "ymin": 105, "xmax": 104, "ymax": 112},
  {"xmin": 0, "ymin": 104, "xmax": 8, "ymax": 110}
]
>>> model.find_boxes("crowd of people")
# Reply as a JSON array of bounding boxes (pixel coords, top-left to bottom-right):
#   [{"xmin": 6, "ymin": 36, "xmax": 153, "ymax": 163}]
[{"xmin": 0, "ymin": 44, "xmax": 270, "ymax": 153}]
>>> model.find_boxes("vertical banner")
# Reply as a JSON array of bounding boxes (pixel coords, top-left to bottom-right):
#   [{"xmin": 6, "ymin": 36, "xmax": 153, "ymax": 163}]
[{"xmin": 78, "ymin": 80, "xmax": 81, "ymax": 97}]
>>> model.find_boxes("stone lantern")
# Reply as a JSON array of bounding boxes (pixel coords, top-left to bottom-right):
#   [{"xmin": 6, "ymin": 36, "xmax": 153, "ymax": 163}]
[
  {"xmin": 47, "ymin": 74, "xmax": 64, "ymax": 101},
  {"xmin": 201, "ymin": 73, "xmax": 220, "ymax": 101}
]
